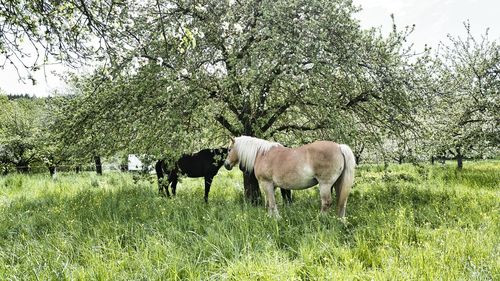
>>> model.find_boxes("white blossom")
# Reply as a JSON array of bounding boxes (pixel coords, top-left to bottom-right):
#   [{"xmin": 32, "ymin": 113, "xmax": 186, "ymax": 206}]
[
  {"xmin": 195, "ymin": 5, "xmax": 207, "ymax": 13},
  {"xmin": 179, "ymin": 68, "xmax": 189, "ymax": 76},
  {"xmin": 138, "ymin": 57, "xmax": 149, "ymax": 66},
  {"xmin": 125, "ymin": 18, "xmax": 135, "ymax": 28},
  {"xmin": 157, "ymin": 57, "xmax": 164, "ymax": 66},
  {"xmin": 303, "ymin": 63, "xmax": 314, "ymax": 70},
  {"xmin": 131, "ymin": 57, "xmax": 140, "ymax": 68},
  {"xmin": 234, "ymin": 23, "xmax": 243, "ymax": 33}
]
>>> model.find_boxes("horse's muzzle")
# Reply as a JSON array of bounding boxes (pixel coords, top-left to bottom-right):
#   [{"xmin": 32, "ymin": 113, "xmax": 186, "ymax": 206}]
[{"xmin": 224, "ymin": 161, "xmax": 233, "ymax": 170}]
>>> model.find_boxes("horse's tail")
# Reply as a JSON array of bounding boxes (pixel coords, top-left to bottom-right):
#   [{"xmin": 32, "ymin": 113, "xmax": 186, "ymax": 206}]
[{"xmin": 334, "ymin": 144, "xmax": 356, "ymax": 217}]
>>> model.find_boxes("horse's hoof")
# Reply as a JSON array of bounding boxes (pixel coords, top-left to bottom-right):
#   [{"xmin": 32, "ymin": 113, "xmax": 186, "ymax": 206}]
[{"xmin": 267, "ymin": 211, "xmax": 281, "ymax": 219}]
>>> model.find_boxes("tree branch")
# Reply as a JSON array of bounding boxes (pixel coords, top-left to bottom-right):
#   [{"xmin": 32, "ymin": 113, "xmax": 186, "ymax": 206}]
[
  {"xmin": 271, "ymin": 123, "xmax": 328, "ymax": 135},
  {"xmin": 215, "ymin": 115, "xmax": 240, "ymax": 135},
  {"xmin": 235, "ymin": 0, "xmax": 263, "ymax": 60},
  {"xmin": 260, "ymin": 101, "xmax": 293, "ymax": 133},
  {"xmin": 343, "ymin": 90, "xmax": 381, "ymax": 109},
  {"xmin": 256, "ymin": 63, "xmax": 285, "ymax": 117}
]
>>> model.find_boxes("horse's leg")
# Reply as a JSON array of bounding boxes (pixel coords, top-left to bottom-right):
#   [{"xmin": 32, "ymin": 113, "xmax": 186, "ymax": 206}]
[
  {"xmin": 261, "ymin": 181, "xmax": 280, "ymax": 218},
  {"xmin": 203, "ymin": 176, "xmax": 214, "ymax": 203},
  {"xmin": 169, "ymin": 171, "xmax": 178, "ymax": 197},
  {"xmin": 280, "ymin": 188, "xmax": 292, "ymax": 204},
  {"xmin": 163, "ymin": 172, "xmax": 171, "ymax": 197},
  {"xmin": 334, "ymin": 177, "xmax": 352, "ymax": 218},
  {"xmin": 159, "ymin": 178, "xmax": 169, "ymax": 197},
  {"xmin": 319, "ymin": 182, "xmax": 334, "ymax": 214},
  {"xmin": 171, "ymin": 177, "xmax": 178, "ymax": 197},
  {"xmin": 155, "ymin": 160, "xmax": 167, "ymax": 196}
]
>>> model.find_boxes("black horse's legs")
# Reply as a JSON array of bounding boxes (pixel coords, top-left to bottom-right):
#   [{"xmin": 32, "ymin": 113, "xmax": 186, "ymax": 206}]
[
  {"xmin": 160, "ymin": 178, "xmax": 171, "ymax": 197},
  {"xmin": 167, "ymin": 170, "xmax": 178, "ymax": 197},
  {"xmin": 204, "ymin": 176, "xmax": 214, "ymax": 203},
  {"xmin": 155, "ymin": 160, "xmax": 170, "ymax": 197},
  {"xmin": 171, "ymin": 178, "xmax": 178, "ymax": 196},
  {"xmin": 280, "ymin": 188, "xmax": 292, "ymax": 204},
  {"xmin": 159, "ymin": 176, "xmax": 171, "ymax": 197}
]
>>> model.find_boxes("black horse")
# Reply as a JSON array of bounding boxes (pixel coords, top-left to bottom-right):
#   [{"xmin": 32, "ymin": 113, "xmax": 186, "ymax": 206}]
[
  {"xmin": 155, "ymin": 148, "xmax": 292, "ymax": 203},
  {"xmin": 155, "ymin": 148, "xmax": 228, "ymax": 202}
]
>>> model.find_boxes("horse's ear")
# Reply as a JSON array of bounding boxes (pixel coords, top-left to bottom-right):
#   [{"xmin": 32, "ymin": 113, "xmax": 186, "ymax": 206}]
[{"xmin": 230, "ymin": 137, "xmax": 235, "ymax": 145}]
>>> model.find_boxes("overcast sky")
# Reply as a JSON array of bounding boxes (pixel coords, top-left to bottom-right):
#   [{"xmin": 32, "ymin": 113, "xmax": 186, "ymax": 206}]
[
  {"xmin": 1, "ymin": 0, "xmax": 499, "ymax": 97},
  {"xmin": 353, "ymin": 0, "xmax": 499, "ymax": 50}
]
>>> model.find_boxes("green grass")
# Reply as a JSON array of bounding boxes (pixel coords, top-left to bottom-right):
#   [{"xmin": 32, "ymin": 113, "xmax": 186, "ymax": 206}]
[{"xmin": 0, "ymin": 161, "xmax": 498, "ymax": 280}]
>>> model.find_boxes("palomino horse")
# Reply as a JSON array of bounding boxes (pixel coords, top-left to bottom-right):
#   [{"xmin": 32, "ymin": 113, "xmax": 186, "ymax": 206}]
[{"xmin": 224, "ymin": 136, "xmax": 356, "ymax": 217}]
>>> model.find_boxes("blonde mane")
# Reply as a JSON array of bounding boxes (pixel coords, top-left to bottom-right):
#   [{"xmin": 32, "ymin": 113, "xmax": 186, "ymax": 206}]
[{"xmin": 234, "ymin": 136, "xmax": 282, "ymax": 172}]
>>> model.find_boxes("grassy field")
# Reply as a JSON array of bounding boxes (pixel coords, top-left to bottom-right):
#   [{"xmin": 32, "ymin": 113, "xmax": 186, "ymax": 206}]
[{"xmin": 0, "ymin": 161, "xmax": 498, "ymax": 280}]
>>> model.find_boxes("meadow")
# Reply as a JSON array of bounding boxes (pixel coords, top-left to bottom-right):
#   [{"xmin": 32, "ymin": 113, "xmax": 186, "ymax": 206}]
[{"xmin": 0, "ymin": 161, "xmax": 498, "ymax": 280}]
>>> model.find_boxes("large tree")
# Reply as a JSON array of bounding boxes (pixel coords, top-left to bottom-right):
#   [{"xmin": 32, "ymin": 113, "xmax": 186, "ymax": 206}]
[
  {"xmin": 0, "ymin": 95, "xmax": 42, "ymax": 173},
  {"xmin": 57, "ymin": 0, "xmax": 428, "ymax": 202},
  {"xmin": 429, "ymin": 24, "xmax": 500, "ymax": 168}
]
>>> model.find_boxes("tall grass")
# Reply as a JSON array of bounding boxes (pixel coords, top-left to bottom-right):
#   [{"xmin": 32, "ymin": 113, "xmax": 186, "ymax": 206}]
[{"xmin": 0, "ymin": 161, "xmax": 498, "ymax": 280}]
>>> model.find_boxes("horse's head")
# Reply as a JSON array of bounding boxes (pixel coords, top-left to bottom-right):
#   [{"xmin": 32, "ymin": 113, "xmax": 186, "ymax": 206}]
[{"xmin": 224, "ymin": 137, "xmax": 238, "ymax": 170}]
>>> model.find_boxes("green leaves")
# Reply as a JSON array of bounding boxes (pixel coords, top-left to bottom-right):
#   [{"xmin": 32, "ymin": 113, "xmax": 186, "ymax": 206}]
[{"xmin": 0, "ymin": 97, "xmax": 44, "ymax": 171}]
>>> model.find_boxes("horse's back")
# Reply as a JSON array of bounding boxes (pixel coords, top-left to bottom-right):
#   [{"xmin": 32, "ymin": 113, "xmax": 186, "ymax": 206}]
[
  {"xmin": 301, "ymin": 141, "xmax": 342, "ymax": 161},
  {"xmin": 302, "ymin": 141, "xmax": 344, "ymax": 177},
  {"xmin": 177, "ymin": 149, "xmax": 225, "ymax": 177}
]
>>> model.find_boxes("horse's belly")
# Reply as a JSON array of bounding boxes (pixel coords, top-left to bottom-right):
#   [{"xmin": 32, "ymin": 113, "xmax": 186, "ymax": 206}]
[
  {"xmin": 274, "ymin": 175, "xmax": 318, "ymax": 190},
  {"xmin": 271, "ymin": 162, "xmax": 318, "ymax": 189},
  {"xmin": 290, "ymin": 177, "xmax": 318, "ymax": 189}
]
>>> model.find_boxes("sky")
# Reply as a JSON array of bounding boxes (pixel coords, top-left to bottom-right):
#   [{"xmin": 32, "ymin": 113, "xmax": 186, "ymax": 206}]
[
  {"xmin": 1, "ymin": 0, "xmax": 499, "ymax": 97},
  {"xmin": 353, "ymin": 0, "xmax": 500, "ymax": 50}
]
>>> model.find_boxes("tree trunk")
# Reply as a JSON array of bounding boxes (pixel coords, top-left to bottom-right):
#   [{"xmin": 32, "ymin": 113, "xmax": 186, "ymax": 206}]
[
  {"xmin": 241, "ymin": 167, "xmax": 262, "ymax": 205},
  {"xmin": 431, "ymin": 156, "xmax": 435, "ymax": 165},
  {"xmin": 354, "ymin": 145, "xmax": 364, "ymax": 165},
  {"xmin": 456, "ymin": 148, "xmax": 463, "ymax": 170},
  {"xmin": 240, "ymin": 121, "xmax": 262, "ymax": 204},
  {"xmin": 75, "ymin": 165, "xmax": 81, "ymax": 173},
  {"xmin": 94, "ymin": 155, "xmax": 103, "ymax": 175},
  {"xmin": 48, "ymin": 165, "xmax": 56, "ymax": 178},
  {"xmin": 354, "ymin": 153, "xmax": 361, "ymax": 165},
  {"xmin": 16, "ymin": 161, "xmax": 30, "ymax": 173}
]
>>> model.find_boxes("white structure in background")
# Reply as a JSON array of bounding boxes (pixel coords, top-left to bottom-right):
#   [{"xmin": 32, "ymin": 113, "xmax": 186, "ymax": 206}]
[{"xmin": 128, "ymin": 155, "xmax": 144, "ymax": 171}]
